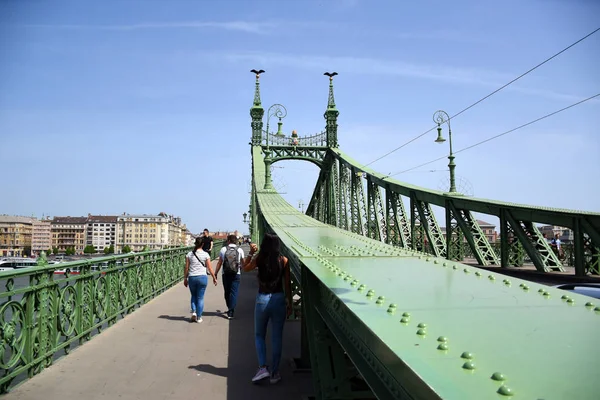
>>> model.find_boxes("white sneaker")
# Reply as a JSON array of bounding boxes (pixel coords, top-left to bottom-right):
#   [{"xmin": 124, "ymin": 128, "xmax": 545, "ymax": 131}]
[
  {"xmin": 197, "ymin": 317, "xmax": 202, "ymax": 323},
  {"xmin": 252, "ymin": 366, "xmax": 270, "ymax": 382}
]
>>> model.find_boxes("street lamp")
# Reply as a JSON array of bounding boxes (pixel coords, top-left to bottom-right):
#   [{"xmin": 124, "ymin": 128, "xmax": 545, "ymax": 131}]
[
  {"xmin": 243, "ymin": 213, "xmax": 248, "ymax": 224},
  {"xmin": 433, "ymin": 110, "xmax": 456, "ymax": 193},
  {"xmin": 265, "ymin": 104, "xmax": 287, "ymax": 148}
]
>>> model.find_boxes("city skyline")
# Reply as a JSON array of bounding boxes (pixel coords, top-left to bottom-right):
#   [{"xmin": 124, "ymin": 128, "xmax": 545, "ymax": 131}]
[{"xmin": 1, "ymin": 1, "xmax": 598, "ymax": 232}]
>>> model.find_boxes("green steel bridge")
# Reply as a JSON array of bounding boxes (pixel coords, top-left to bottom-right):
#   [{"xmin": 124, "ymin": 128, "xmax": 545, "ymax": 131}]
[{"xmin": 1, "ymin": 72, "xmax": 599, "ymax": 399}]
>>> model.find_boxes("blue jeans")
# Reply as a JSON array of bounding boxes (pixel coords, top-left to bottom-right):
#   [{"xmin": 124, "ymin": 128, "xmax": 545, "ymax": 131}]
[
  {"xmin": 223, "ymin": 273, "xmax": 241, "ymax": 313},
  {"xmin": 188, "ymin": 275, "xmax": 208, "ymax": 316},
  {"xmin": 254, "ymin": 292, "xmax": 286, "ymax": 373}
]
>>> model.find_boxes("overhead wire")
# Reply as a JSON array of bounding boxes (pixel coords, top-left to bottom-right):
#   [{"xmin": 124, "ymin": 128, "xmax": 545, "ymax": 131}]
[
  {"xmin": 385, "ymin": 92, "xmax": 600, "ymax": 177},
  {"xmin": 364, "ymin": 26, "xmax": 600, "ymax": 168}
]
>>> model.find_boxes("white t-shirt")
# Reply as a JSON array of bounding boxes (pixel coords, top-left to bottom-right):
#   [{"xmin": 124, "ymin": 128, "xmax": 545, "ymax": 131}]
[
  {"xmin": 187, "ymin": 250, "xmax": 210, "ymax": 276},
  {"xmin": 219, "ymin": 244, "xmax": 245, "ymax": 275}
]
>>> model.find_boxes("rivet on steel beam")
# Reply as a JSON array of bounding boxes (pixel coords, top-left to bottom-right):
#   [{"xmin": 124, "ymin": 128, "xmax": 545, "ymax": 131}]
[
  {"xmin": 503, "ymin": 279, "xmax": 511, "ymax": 286},
  {"xmin": 442, "ymin": 262, "xmax": 448, "ymax": 267},
  {"xmin": 417, "ymin": 322, "xmax": 427, "ymax": 329},
  {"xmin": 351, "ymin": 280, "xmax": 359, "ymax": 286},
  {"xmin": 366, "ymin": 289, "xmax": 375, "ymax": 297},
  {"xmin": 521, "ymin": 285, "xmax": 529, "ymax": 291},
  {"xmin": 491, "ymin": 372, "xmax": 506, "ymax": 381},
  {"xmin": 358, "ymin": 284, "xmax": 366, "ymax": 291},
  {"xmin": 538, "ymin": 288, "xmax": 544, "ymax": 293},
  {"xmin": 426, "ymin": 257, "xmax": 431, "ymax": 262},
  {"xmin": 567, "ymin": 298, "xmax": 575, "ymax": 304},
  {"xmin": 416, "ymin": 329, "xmax": 426, "ymax": 336},
  {"xmin": 561, "ymin": 295, "xmax": 570, "ymax": 300},
  {"xmin": 463, "ymin": 268, "xmax": 469, "ymax": 273},
  {"xmin": 343, "ymin": 276, "xmax": 351, "ymax": 281},
  {"xmin": 475, "ymin": 271, "xmax": 481, "ymax": 277},
  {"xmin": 376, "ymin": 296, "xmax": 385, "ymax": 304},
  {"xmin": 585, "ymin": 302, "xmax": 594, "ymax": 308},
  {"xmin": 462, "ymin": 361, "xmax": 476, "ymax": 370},
  {"xmin": 437, "ymin": 336, "xmax": 448, "ymax": 342},
  {"xmin": 434, "ymin": 260, "xmax": 439, "ymax": 264},
  {"xmin": 437, "ymin": 343, "xmax": 449, "ymax": 351},
  {"xmin": 594, "ymin": 306, "xmax": 600, "ymax": 313},
  {"xmin": 497, "ymin": 385, "xmax": 514, "ymax": 396},
  {"xmin": 387, "ymin": 304, "xmax": 397, "ymax": 313},
  {"xmin": 488, "ymin": 275, "xmax": 495, "ymax": 281},
  {"xmin": 402, "ymin": 312, "xmax": 411, "ymax": 318},
  {"xmin": 460, "ymin": 352, "xmax": 473, "ymax": 359},
  {"xmin": 543, "ymin": 291, "xmax": 550, "ymax": 297}
]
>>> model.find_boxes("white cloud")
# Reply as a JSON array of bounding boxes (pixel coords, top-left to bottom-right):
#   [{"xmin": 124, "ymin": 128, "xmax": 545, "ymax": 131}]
[{"xmin": 21, "ymin": 21, "xmax": 277, "ymax": 34}]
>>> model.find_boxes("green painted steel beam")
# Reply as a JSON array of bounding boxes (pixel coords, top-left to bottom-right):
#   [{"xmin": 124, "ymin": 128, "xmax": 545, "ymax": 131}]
[{"xmin": 252, "ymin": 146, "xmax": 600, "ymax": 399}]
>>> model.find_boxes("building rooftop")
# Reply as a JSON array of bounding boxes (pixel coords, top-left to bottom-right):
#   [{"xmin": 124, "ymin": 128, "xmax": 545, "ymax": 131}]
[
  {"xmin": 0, "ymin": 215, "xmax": 36, "ymax": 224},
  {"xmin": 87, "ymin": 215, "xmax": 118, "ymax": 223},
  {"xmin": 52, "ymin": 217, "xmax": 87, "ymax": 224}
]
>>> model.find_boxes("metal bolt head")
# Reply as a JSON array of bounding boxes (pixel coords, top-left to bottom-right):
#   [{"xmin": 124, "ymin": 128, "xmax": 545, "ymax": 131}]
[
  {"xmin": 460, "ymin": 351, "xmax": 473, "ymax": 359},
  {"xmin": 497, "ymin": 385, "xmax": 514, "ymax": 396},
  {"xmin": 462, "ymin": 361, "xmax": 476, "ymax": 370},
  {"xmin": 491, "ymin": 372, "xmax": 506, "ymax": 381},
  {"xmin": 437, "ymin": 343, "xmax": 449, "ymax": 351}
]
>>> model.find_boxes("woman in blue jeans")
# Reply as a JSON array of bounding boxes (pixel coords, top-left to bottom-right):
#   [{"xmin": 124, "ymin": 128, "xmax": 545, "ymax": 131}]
[
  {"xmin": 184, "ymin": 237, "xmax": 217, "ymax": 323},
  {"xmin": 243, "ymin": 233, "xmax": 292, "ymax": 384}
]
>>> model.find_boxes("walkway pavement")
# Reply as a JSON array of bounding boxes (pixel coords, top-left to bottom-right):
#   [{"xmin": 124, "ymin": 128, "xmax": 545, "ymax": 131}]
[{"xmin": 5, "ymin": 266, "xmax": 313, "ymax": 400}]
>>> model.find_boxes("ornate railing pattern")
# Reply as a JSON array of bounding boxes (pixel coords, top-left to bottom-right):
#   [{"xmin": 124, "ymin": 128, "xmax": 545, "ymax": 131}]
[
  {"xmin": 0, "ymin": 245, "xmax": 222, "ymax": 393},
  {"xmin": 261, "ymin": 131, "xmax": 327, "ymax": 147}
]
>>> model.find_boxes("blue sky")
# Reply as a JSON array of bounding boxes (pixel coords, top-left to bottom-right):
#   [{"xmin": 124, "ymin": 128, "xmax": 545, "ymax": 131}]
[{"xmin": 1, "ymin": 0, "xmax": 598, "ymax": 234}]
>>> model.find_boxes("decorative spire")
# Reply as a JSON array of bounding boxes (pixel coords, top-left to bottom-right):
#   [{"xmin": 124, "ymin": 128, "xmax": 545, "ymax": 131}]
[
  {"xmin": 250, "ymin": 69, "xmax": 265, "ymax": 145},
  {"xmin": 323, "ymin": 72, "xmax": 339, "ymax": 148},
  {"xmin": 324, "ymin": 72, "xmax": 338, "ymax": 110},
  {"xmin": 250, "ymin": 69, "xmax": 265, "ymax": 108}
]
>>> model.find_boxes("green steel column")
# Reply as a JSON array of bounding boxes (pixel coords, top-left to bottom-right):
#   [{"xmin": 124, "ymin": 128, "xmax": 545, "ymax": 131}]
[
  {"xmin": 499, "ymin": 210, "xmax": 509, "ymax": 268},
  {"xmin": 573, "ymin": 217, "xmax": 585, "ymax": 276},
  {"xmin": 324, "ymin": 72, "xmax": 339, "ymax": 148}
]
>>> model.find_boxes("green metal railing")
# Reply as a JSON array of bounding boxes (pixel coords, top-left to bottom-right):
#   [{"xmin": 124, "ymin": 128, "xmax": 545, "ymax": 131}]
[{"xmin": 0, "ymin": 244, "xmax": 225, "ymax": 393}]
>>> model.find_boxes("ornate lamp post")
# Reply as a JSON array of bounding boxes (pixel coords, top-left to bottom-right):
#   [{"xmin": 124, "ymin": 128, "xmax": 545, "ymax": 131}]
[
  {"xmin": 265, "ymin": 104, "xmax": 287, "ymax": 148},
  {"xmin": 243, "ymin": 212, "xmax": 248, "ymax": 224},
  {"xmin": 263, "ymin": 104, "xmax": 287, "ymax": 191},
  {"xmin": 433, "ymin": 110, "xmax": 456, "ymax": 193}
]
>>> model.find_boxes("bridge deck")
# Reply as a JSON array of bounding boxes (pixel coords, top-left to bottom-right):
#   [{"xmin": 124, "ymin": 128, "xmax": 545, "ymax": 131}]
[
  {"xmin": 257, "ymin": 187, "xmax": 600, "ymax": 399},
  {"xmin": 4, "ymin": 269, "xmax": 312, "ymax": 400}
]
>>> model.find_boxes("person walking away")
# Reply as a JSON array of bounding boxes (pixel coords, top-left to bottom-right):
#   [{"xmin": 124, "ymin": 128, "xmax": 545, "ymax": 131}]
[
  {"xmin": 184, "ymin": 237, "xmax": 217, "ymax": 323},
  {"xmin": 243, "ymin": 233, "xmax": 293, "ymax": 384},
  {"xmin": 214, "ymin": 234, "xmax": 244, "ymax": 319},
  {"xmin": 201, "ymin": 229, "xmax": 213, "ymax": 258}
]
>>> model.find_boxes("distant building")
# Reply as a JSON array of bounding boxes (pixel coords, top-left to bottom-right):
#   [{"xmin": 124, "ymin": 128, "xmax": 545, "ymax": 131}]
[
  {"xmin": 32, "ymin": 218, "xmax": 52, "ymax": 255},
  {"xmin": 440, "ymin": 219, "xmax": 497, "ymax": 243},
  {"xmin": 51, "ymin": 217, "xmax": 87, "ymax": 254},
  {"xmin": 538, "ymin": 225, "xmax": 573, "ymax": 243},
  {"xmin": 0, "ymin": 215, "xmax": 35, "ymax": 257},
  {"xmin": 86, "ymin": 215, "xmax": 118, "ymax": 252},
  {"xmin": 116, "ymin": 213, "xmax": 170, "ymax": 252}
]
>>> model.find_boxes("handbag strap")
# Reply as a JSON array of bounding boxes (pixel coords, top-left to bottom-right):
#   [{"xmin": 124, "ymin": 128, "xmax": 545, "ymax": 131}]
[{"xmin": 192, "ymin": 250, "xmax": 205, "ymax": 266}]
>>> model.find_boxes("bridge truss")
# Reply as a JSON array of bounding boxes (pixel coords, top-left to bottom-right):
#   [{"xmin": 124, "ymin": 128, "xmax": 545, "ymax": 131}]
[{"xmin": 248, "ymin": 71, "xmax": 600, "ymax": 399}]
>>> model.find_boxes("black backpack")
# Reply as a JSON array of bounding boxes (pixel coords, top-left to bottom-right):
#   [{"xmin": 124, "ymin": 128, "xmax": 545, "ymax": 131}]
[{"xmin": 222, "ymin": 246, "xmax": 240, "ymax": 275}]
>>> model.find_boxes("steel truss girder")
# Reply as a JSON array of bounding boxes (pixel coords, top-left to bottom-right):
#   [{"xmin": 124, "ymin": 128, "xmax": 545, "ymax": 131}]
[
  {"xmin": 264, "ymin": 145, "xmax": 327, "ymax": 167},
  {"xmin": 575, "ymin": 217, "xmax": 600, "ymax": 275},
  {"xmin": 385, "ymin": 189, "xmax": 411, "ymax": 248},
  {"xmin": 504, "ymin": 210, "xmax": 564, "ymax": 272},
  {"xmin": 331, "ymin": 159, "xmax": 340, "ymax": 227},
  {"xmin": 446, "ymin": 201, "xmax": 499, "ymax": 265},
  {"xmin": 410, "ymin": 192, "xmax": 446, "ymax": 257},
  {"xmin": 366, "ymin": 177, "xmax": 385, "ymax": 241},
  {"xmin": 338, "ymin": 164, "xmax": 350, "ymax": 230},
  {"xmin": 350, "ymin": 169, "xmax": 367, "ymax": 236},
  {"xmin": 445, "ymin": 204, "xmax": 465, "ymax": 261}
]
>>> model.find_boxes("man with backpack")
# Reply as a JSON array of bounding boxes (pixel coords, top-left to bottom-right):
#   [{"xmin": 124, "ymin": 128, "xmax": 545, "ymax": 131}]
[{"xmin": 214, "ymin": 234, "xmax": 245, "ymax": 319}]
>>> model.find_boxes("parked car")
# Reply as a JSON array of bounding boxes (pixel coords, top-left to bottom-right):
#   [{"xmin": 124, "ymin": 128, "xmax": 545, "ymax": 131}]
[{"xmin": 553, "ymin": 283, "xmax": 600, "ymax": 299}]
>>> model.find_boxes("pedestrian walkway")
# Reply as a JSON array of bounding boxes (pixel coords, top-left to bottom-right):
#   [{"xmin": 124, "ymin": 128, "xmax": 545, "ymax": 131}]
[{"xmin": 4, "ymin": 267, "xmax": 313, "ymax": 400}]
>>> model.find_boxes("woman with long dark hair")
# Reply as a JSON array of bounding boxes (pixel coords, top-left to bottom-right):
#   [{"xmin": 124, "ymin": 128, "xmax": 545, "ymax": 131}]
[
  {"xmin": 184, "ymin": 237, "xmax": 217, "ymax": 322},
  {"xmin": 243, "ymin": 233, "xmax": 292, "ymax": 384}
]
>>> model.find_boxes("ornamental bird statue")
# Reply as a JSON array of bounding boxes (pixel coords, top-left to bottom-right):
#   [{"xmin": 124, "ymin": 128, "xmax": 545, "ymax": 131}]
[
  {"xmin": 324, "ymin": 72, "xmax": 338, "ymax": 79},
  {"xmin": 251, "ymin": 69, "xmax": 265, "ymax": 77}
]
